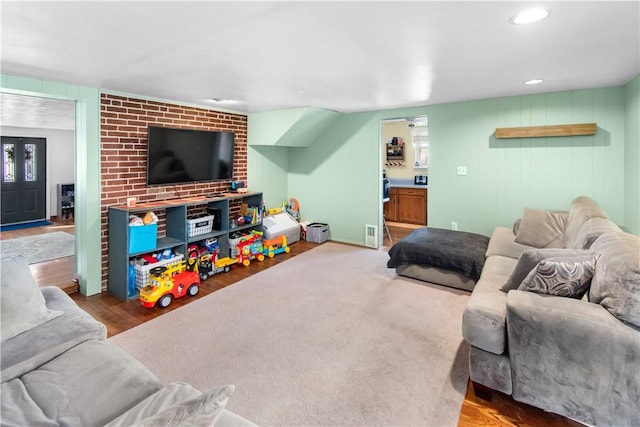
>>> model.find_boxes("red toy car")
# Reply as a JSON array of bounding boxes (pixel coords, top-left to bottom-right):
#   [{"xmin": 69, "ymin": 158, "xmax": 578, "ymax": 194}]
[{"xmin": 139, "ymin": 262, "xmax": 200, "ymax": 308}]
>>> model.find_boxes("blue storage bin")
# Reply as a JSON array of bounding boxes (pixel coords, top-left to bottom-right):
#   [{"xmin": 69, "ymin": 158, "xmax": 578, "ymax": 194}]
[{"xmin": 128, "ymin": 223, "xmax": 157, "ymax": 254}]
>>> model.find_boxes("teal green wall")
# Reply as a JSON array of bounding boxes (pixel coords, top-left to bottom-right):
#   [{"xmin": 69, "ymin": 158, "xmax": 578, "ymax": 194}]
[
  {"xmin": 247, "ymin": 145, "xmax": 290, "ymax": 209},
  {"xmin": 624, "ymin": 75, "xmax": 640, "ymax": 235},
  {"xmin": 1, "ymin": 74, "xmax": 102, "ymax": 295},
  {"xmin": 248, "ymin": 108, "xmax": 308, "ymax": 146},
  {"xmin": 287, "ymin": 111, "xmax": 382, "ymax": 245},
  {"xmin": 428, "ymin": 87, "xmax": 627, "ymax": 235},
  {"xmin": 249, "ymin": 84, "xmax": 637, "ymax": 245}
]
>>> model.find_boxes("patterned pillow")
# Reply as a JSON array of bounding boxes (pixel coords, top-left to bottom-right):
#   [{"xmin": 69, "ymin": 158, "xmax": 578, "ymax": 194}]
[
  {"xmin": 500, "ymin": 248, "xmax": 594, "ymax": 292},
  {"xmin": 518, "ymin": 255, "xmax": 598, "ymax": 298}
]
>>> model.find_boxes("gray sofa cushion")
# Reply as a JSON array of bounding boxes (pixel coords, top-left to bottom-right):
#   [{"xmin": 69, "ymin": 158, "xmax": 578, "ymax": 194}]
[
  {"xmin": 1, "ymin": 286, "xmax": 107, "ymax": 383},
  {"xmin": 518, "ymin": 255, "xmax": 597, "ymax": 299},
  {"xmin": 1, "ymin": 255, "xmax": 63, "ymax": 342},
  {"xmin": 564, "ymin": 196, "xmax": 608, "ymax": 249},
  {"xmin": 485, "ymin": 227, "xmax": 532, "ymax": 259},
  {"xmin": 500, "ymin": 248, "xmax": 594, "ymax": 292},
  {"xmin": 589, "ymin": 231, "xmax": 640, "ymax": 328},
  {"xmin": 18, "ymin": 339, "xmax": 163, "ymax": 426},
  {"xmin": 1, "ymin": 378, "xmax": 58, "ymax": 427},
  {"xmin": 462, "ymin": 255, "xmax": 516, "ymax": 354},
  {"xmin": 514, "ymin": 208, "xmax": 567, "ymax": 248}
]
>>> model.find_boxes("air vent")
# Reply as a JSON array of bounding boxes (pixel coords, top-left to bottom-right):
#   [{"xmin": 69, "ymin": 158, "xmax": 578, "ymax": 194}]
[{"xmin": 365, "ymin": 224, "xmax": 378, "ymax": 248}]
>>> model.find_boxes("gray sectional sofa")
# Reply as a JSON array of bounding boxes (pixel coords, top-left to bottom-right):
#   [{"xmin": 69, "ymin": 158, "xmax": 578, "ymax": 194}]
[
  {"xmin": 462, "ymin": 196, "xmax": 640, "ymax": 426},
  {"xmin": 0, "ymin": 255, "xmax": 254, "ymax": 427}
]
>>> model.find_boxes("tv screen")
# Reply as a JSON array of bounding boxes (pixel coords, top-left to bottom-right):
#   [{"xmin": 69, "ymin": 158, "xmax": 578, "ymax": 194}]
[{"xmin": 146, "ymin": 126, "xmax": 235, "ymax": 186}]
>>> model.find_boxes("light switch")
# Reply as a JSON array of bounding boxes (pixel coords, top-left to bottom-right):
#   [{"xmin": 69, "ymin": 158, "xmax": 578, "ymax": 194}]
[{"xmin": 457, "ymin": 166, "xmax": 467, "ymax": 176}]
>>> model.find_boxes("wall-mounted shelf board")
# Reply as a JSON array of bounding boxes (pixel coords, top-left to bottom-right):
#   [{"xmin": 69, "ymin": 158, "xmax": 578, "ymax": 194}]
[{"xmin": 495, "ymin": 123, "xmax": 597, "ymax": 139}]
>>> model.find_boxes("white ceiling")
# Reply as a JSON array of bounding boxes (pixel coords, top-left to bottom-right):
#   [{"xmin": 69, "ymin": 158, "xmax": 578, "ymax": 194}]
[{"xmin": 1, "ymin": 1, "xmax": 638, "ymax": 126}]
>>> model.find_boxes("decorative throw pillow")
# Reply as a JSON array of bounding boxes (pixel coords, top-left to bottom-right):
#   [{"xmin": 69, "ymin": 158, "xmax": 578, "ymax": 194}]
[
  {"xmin": 500, "ymin": 248, "xmax": 594, "ymax": 292},
  {"xmin": 518, "ymin": 255, "xmax": 597, "ymax": 298},
  {"xmin": 132, "ymin": 384, "xmax": 235, "ymax": 427},
  {"xmin": 514, "ymin": 208, "xmax": 568, "ymax": 248},
  {"xmin": 1, "ymin": 255, "xmax": 63, "ymax": 342},
  {"xmin": 589, "ymin": 231, "xmax": 640, "ymax": 328}
]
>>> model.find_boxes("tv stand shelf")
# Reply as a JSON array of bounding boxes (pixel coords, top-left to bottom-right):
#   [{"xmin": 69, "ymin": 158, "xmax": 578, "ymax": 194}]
[{"xmin": 107, "ymin": 192, "xmax": 263, "ymax": 300}]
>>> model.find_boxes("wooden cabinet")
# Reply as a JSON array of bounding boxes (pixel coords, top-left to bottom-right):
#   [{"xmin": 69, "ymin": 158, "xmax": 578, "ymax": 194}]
[
  {"xmin": 383, "ymin": 188, "xmax": 398, "ymax": 221},
  {"xmin": 384, "ymin": 187, "xmax": 427, "ymax": 225}
]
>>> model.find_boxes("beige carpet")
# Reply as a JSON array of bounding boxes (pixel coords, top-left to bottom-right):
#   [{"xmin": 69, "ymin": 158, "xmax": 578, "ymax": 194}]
[{"xmin": 109, "ymin": 242, "xmax": 471, "ymax": 426}]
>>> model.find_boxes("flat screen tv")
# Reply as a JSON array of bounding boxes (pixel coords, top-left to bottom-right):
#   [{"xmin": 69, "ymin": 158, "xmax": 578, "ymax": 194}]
[{"xmin": 146, "ymin": 126, "xmax": 235, "ymax": 186}]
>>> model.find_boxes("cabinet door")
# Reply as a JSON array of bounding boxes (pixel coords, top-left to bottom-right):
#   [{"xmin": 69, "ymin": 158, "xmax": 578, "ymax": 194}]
[
  {"xmin": 384, "ymin": 188, "xmax": 398, "ymax": 222},
  {"xmin": 396, "ymin": 188, "xmax": 426, "ymax": 225}
]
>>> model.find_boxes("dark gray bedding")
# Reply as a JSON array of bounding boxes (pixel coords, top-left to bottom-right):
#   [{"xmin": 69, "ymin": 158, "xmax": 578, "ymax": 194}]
[{"xmin": 387, "ymin": 227, "xmax": 490, "ymax": 281}]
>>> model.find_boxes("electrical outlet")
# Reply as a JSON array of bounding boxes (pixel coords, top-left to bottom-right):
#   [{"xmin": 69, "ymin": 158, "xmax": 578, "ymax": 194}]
[
  {"xmin": 456, "ymin": 166, "xmax": 467, "ymax": 176},
  {"xmin": 451, "ymin": 221, "xmax": 458, "ymax": 231}
]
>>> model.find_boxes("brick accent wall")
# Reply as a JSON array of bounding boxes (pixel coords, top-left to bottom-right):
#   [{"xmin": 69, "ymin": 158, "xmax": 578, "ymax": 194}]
[{"xmin": 100, "ymin": 93, "xmax": 248, "ymax": 290}]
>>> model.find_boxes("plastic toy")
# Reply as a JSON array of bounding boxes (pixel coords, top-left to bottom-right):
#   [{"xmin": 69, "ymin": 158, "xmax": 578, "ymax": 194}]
[
  {"xmin": 160, "ymin": 248, "xmax": 173, "ymax": 260},
  {"xmin": 263, "ymin": 235, "xmax": 290, "ymax": 258},
  {"xmin": 139, "ymin": 260, "xmax": 200, "ymax": 308},
  {"xmin": 236, "ymin": 231, "xmax": 265, "ymax": 266},
  {"xmin": 204, "ymin": 238, "xmax": 219, "ymax": 253},
  {"xmin": 198, "ymin": 254, "xmax": 238, "ymax": 281},
  {"xmin": 286, "ymin": 198, "xmax": 300, "ymax": 220},
  {"xmin": 196, "ymin": 244, "xmax": 237, "ymax": 281}
]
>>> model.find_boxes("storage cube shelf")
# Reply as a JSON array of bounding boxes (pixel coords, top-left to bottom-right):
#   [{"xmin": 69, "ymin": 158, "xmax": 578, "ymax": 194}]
[
  {"xmin": 57, "ymin": 183, "xmax": 74, "ymax": 220},
  {"xmin": 107, "ymin": 192, "xmax": 263, "ymax": 300}
]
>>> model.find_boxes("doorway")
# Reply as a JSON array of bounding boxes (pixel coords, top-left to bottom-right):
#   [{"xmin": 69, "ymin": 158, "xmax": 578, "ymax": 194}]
[
  {"xmin": 380, "ymin": 115, "xmax": 429, "ymax": 248},
  {"xmin": 1, "ymin": 136, "xmax": 47, "ymax": 225}
]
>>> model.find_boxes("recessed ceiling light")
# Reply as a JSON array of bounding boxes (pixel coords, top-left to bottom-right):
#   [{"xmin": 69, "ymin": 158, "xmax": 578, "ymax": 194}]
[
  {"xmin": 210, "ymin": 98, "xmax": 236, "ymax": 104},
  {"xmin": 524, "ymin": 79, "xmax": 544, "ymax": 85},
  {"xmin": 511, "ymin": 8, "xmax": 549, "ymax": 25}
]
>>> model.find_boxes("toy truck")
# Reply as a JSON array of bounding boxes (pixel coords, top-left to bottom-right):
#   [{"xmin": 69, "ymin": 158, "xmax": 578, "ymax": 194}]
[
  {"xmin": 139, "ymin": 260, "xmax": 200, "ymax": 309},
  {"xmin": 263, "ymin": 235, "xmax": 290, "ymax": 258},
  {"xmin": 198, "ymin": 252, "xmax": 238, "ymax": 281},
  {"xmin": 236, "ymin": 231, "xmax": 265, "ymax": 266}
]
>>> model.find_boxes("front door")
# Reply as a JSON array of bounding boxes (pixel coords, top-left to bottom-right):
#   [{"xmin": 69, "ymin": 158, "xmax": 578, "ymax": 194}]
[{"xmin": 1, "ymin": 136, "xmax": 47, "ymax": 225}]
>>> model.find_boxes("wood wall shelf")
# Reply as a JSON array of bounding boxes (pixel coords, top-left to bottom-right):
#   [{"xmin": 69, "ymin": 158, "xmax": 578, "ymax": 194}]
[{"xmin": 495, "ymin": 123, "xmax": 597, "ymax": 139}]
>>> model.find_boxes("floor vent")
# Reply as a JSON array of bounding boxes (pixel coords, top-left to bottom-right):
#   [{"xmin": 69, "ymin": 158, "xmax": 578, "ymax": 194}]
[{"xmin": 365, "ymin": 224, "xmax": 378, "ymax": 248}]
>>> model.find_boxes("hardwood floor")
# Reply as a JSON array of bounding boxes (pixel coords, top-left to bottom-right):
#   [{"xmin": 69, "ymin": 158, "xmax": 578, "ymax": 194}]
[{"xmin": 2, "ymin": 220, "xmax": 580, "ymax": 426}]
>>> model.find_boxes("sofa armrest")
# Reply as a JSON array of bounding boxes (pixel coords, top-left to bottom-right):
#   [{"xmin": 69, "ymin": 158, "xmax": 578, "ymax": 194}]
[
  {"xmin": 1, "ymin": 286, "xmax": 107, "ymax": 382},
  {"xmin": 506, "ymin": 290, "xmax": 640, "ymax": 427},
  {"xmin": 485, "ymin": 227, "xmax": 532, "ymax": 259}
]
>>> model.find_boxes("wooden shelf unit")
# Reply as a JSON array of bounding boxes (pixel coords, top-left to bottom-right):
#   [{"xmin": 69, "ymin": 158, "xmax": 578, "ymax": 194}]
[{"xmin": 495, "ymin": 123, "xmax": 596, "ymax": 139}]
